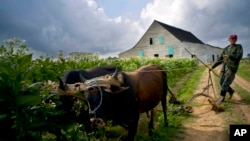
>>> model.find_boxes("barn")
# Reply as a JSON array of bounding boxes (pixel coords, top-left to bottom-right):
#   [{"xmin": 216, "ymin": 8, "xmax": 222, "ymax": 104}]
[{"xmin": 119, "ymin": 20, "xmax": 222, "ymax": 63}]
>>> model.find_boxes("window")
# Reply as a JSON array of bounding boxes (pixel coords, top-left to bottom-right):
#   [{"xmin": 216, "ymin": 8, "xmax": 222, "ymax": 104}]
[
  {"xmin": 138, "ymin": 49, "xmax": 144, "ymax": 57},
  {"xmin": 149, "ymin": 38, "xmax": 153, "ymax": 45},
  {"xmin": 159, "ymin": 36, "xmax": 164, "ymax": 44},
  {"xmin": 154, "ymin": 54, "xmax": 159, "ymax": 57},
  {"xmin": 167, "ymin": 45, "xmax": 174, "ymax": 55},
  {"xmin": 167, "ymin": 46, "xmax": 174, "ymax": 58}
]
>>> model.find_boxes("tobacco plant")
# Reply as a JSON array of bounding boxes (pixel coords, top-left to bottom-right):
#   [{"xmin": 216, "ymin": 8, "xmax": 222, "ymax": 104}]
[{"xmin": 0, "ymin": 38, "xmax": 198, "ymax": 140}]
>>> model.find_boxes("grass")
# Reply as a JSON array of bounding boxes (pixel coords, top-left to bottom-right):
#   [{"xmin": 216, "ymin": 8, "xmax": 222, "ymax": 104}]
[
  {"xmin": 175, "ymin": 66, "xmax": 206, "ymax": 101},
  {"xmin": 237, "ymin": 58, "xmax": 250, "ymax": 82},
  {"xmin": 234, "ymin": 59, "xmax": 250, "ymax": 104},
  {"xmin": 234, "ymin": 83, "xmax": 250, "ymax": 105}
]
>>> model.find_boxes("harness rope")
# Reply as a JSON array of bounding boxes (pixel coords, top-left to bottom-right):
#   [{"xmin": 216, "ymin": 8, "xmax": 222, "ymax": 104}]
[
  {"xmin": 126, "ymin": 67, "xmax": 199, "ymax": 72},
  {"xmin": 89, "ymin": 85, "xmax": 103, "ymax": 115}
]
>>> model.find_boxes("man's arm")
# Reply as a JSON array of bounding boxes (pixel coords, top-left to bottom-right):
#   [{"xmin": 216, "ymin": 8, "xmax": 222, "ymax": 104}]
[
  {"xmin": 229, "ymin": 44, "xmax": 243, "ymax": 61},
  {"xmin": 211, "ymin": 55, "xmax": 223, "ymax": 69}
]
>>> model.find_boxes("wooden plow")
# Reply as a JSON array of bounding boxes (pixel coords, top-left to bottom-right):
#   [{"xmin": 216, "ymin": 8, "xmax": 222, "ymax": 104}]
[{"xmin": 174, "ymin": 48, "xmax": 225, "ymax": 114}]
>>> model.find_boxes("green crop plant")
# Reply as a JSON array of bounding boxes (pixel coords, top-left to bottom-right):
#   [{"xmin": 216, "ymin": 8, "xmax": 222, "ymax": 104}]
[
  {"xmin": 0, "ymin": 38, "xmax": 42, "ymax": 140},
  {"xmin": 0, "ymin": 38, "xmax": 199, "ymax": 140}
]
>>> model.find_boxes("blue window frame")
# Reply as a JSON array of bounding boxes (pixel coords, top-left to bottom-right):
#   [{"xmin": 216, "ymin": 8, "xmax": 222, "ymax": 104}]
[
  {"xmin": 138, "ymin": 49, "xmax": 144, "ymax": 57},
  {"xmin": 168, "ymin": 45, "xmax": 174, "ymax": 55},
  {"xmin": 159, "ymin": 36, "xmax": 164, "ymax": 44}
]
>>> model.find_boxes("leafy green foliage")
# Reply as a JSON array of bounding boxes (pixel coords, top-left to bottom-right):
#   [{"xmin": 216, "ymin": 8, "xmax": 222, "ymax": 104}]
[
  {"xmin": 0, "ymin": 38, "xmax": 42, "ymax": 140},
  {"xmin": 0, "ymin": 38, "xmax": 199, "ymax": 140}
]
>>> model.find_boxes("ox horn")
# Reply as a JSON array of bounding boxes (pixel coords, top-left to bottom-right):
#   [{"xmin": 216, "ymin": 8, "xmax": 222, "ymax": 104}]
[
  {"xmin": 111, "ymin": 67, "xmax": 119, "ymax": 79},
  {"xmin": 79, "ymin": 73, "xmax": 87, "ymax": 82},
  {"xmin": 57, "ymin": 76, "xmax": 65, "ymax": 91}
]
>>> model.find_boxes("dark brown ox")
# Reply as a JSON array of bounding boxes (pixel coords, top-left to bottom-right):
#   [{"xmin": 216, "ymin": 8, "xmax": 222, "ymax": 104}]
[{"xmin": 59, "ymin": 64, "xmax": 179, "ymax": 141}]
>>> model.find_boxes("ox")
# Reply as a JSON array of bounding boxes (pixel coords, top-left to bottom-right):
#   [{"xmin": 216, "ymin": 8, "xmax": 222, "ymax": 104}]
[
  {"xmin": 58, "ymin": 64, "xmax": 179, "ymax": 141},
  {"xmin": 57, "ymin": 66, "xmax": 119, "ymax": 136}
]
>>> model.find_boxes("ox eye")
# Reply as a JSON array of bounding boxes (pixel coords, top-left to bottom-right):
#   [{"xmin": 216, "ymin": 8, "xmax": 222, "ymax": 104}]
[
  {"xmin": 88, "ymin": 87, "xmax": 99, "ymax": 95},
  {"xmin": 88, "ymin": 87, "xmax": 94, "ymax": 91}
]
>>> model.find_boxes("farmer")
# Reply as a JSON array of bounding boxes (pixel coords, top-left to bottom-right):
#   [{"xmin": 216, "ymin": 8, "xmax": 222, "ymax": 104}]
[{"xmin": 210, "ymin": 34, "xmax": 243, "ymax": 102}]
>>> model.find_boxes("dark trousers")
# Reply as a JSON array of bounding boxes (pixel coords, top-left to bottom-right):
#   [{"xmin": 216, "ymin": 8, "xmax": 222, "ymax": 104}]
[{"xmin": 220, "ymin": 69, "xmax": 235, "ymax": 96}]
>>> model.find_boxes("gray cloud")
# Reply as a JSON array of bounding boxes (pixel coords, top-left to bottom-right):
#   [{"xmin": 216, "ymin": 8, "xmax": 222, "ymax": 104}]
[
  {"xmin": 0, "ymin": 0, "xmax": 249, "ymax": 58},
  {"xmin": 0, "ymin": 0, "xmax": 143, "ymax": 58},
  {"xmin": 140, "ymin": 0, "xmax": 250, "ymax": 56}
]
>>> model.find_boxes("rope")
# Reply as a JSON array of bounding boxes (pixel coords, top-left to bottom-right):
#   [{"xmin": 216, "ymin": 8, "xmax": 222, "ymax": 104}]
[
  {"xmin": 127, "ymin": 66, "xmax": 199, "ymax": 73},
  {"xmin": 184, "ymin": 48, "xmax": 220, "ymax": 77},
  {"xmin": 89, "ymin": 85, "xmax": 103, "ymax": 115}
]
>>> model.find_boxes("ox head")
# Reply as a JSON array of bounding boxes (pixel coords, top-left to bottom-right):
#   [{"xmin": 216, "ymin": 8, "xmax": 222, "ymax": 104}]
[
  {"xmin": 58, "ymin": 68, "xmax": 129, "ymax": 128},
  {"xmin": 58, "ymin": 68, "xmax": 128, "ymax": 94}
]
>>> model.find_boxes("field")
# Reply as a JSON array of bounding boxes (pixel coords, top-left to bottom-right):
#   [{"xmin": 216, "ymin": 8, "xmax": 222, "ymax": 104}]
[{"xmin": 1, "ymin": 39, "xmax": 249, "ymax": 141}]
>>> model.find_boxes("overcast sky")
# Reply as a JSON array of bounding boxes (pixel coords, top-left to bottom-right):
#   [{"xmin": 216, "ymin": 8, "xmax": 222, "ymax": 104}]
[{"xmin": 0, "ymin": 0, "xmax": 249, "ymax": 58}]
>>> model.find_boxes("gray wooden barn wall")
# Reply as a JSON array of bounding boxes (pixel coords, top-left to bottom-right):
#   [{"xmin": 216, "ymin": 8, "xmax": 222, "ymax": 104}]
[{"xmin": 119, "ymin": 22, "xmax": 223, "ymax": 63}]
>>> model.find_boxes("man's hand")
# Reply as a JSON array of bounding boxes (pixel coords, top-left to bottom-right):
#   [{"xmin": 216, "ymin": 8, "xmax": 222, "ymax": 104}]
[{"xmin": 223, "ymin": 55, "xmax": 229, "ymax": 60}]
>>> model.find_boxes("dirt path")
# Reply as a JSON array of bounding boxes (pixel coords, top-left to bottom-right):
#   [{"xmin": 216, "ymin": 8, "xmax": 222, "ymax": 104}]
[
  {"xmin": 231, "ymin": 75, "xmax": 250, "ymax": 123},
  {"xmin": 234, "ymin": 75, "xmax": 250, "ymax": 93},
  {"xmin": 174, "ymin": 68, "xmax": 250, "ymax": 141}
]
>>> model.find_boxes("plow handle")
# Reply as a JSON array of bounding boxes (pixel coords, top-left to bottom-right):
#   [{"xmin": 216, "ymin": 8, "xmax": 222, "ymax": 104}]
[{"xmin": 184, "ymin": 48, "xmax": 219, "ymax": 77}]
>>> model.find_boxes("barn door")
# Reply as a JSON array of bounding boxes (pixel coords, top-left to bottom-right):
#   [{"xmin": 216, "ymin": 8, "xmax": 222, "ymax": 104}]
[{"xmin": 167, "ymin": 45, "xmax": 174, "ymax": 57}]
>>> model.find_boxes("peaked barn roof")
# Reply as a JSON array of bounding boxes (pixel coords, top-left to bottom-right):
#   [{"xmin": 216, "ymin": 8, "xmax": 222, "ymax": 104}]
[{"xmin": 155, "ymin": 20, "xmax": 204, "ymax": 44}]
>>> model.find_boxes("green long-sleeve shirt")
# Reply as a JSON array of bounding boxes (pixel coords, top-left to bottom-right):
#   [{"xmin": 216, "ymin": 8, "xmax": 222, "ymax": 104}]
[{"xmin": 212, "ymin": 44, "xmax": 243, "ymax": 72}]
